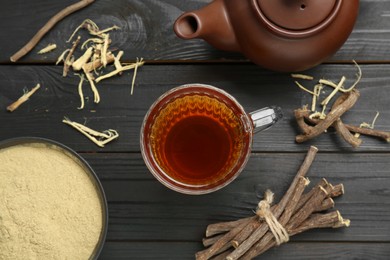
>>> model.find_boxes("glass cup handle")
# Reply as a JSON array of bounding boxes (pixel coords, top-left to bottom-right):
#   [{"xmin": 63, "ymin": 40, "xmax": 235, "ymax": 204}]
[{"xmin": 250, "ymin": 106, "xmax": 283, "ymax": 134}]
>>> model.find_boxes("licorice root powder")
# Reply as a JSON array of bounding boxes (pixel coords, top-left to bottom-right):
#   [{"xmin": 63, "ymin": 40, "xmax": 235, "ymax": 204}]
[{"xmin": 0, "ymin": 144, "xmax": 103, "ymax": 259}]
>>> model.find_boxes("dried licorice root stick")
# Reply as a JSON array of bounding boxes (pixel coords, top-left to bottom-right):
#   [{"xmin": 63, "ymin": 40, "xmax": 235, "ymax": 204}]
[
  {"xmin": 237, "ymin": 185, "xmax": 328, "ymax": 260},
  {"xmin": 294, "ymin": 179, "xmax": 344, "ymax": 215},
  {"xmin": 299, "ymin": 109, "xmax": 390, "ymax": 143},
  {"xmin": 228, "ymin": 147, "xmax": 317, "ymax": 258},
  {"xmin": 7, "ymin": 84, "xmax": 41, "ymax": 112},
  {"xmin": 10, "ymin": 0, "xmax": 95, "ymax": 62},
  {"xmin": 62, "ymin": 117, "xmax": 119, "ymax": 147},
  {"xmin": 334, "ymin": 118, "xmax": 362, "ymax": 147},
  {"xmin": 296, "ymin": 89, "xmax": 360, "ymax": 143},
  {"xmin": 240, "ymin": 183, "xmax": 347, "ymax": 260},
  {"xmin": 346, "ymin": 125, "xmax": 390, "ymax": 142},
  {"xmin": 243, "ymin": 182, "xmax": 347, "ymax": 259},
  {"xmin": 196, "ymin": 220, "xmax": 251, "ymax": 260},
  {"xmin": 243, "ymin": 211, "xmax": 349, "ymax": 259},
  {"xmin": 294, "ymin": 178, "xmax": 328, "ymax": 213},
  {"xmin": 294, "ymin": 108, "xmax": 313, "ymax": 135},
  {"xmin": 206, "ymin": 217, "xmax": 254, "ymax": 238},
  {"xmin": 195, "ymin": 146, "xmax": 318, "ymax": 260},
  {"xmin": 197, "ymin": 147, "xmax": 351, "ymax": 260},
  {"xmin": 204, "ymin": 180, "xmax": 345, "ymax": 260},
  {"xmin": 330, "ymin": 94, "xmax": 362, "ymax": 148},
  {"xmin": 63, "ymin": 36, "xmax": 81, "ymax": 77},
  {"xmin": 227, "ymin": 177, "xmax": 310, "ymax": 260}
]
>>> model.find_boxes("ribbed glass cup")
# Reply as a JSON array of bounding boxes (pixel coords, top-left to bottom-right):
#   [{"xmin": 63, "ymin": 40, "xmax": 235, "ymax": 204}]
[{"xmin": 140, "ymin": 84, "xmax": 281, "ymax": 195}]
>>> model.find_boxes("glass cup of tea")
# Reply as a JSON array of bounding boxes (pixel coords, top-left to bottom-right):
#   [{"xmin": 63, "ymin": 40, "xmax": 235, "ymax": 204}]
[{"xmin": 140, "ymin": 84, "xmax": 282, "ymax": 195}]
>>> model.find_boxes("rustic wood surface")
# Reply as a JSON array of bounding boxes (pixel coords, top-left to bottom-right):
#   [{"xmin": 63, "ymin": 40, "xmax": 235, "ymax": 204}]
[{"xmin": 1, "ymin": 0, "xmax": 390, "ymax": 259}]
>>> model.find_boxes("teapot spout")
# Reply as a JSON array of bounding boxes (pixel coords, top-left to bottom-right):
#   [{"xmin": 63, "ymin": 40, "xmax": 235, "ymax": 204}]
[{"xmin": 173, "ymin": 0, "xmax": 240, "ymax": 52}]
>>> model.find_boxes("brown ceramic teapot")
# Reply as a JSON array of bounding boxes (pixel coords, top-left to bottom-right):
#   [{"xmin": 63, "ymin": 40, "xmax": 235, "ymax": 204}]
[{"xmin": 174, "ymin": 0, "xmax": 359, "ymax": 72}]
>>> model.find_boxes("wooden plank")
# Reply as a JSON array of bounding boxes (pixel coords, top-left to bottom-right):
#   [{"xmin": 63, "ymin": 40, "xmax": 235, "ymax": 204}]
[
  {"xmin": 80, "ymin": 153, "xmax": 390, "ymax": 242},
  {"xmin": 0, "ymin": 0, "xmax": 390, "ymax": 63},
  {"xmin": 0, "ymin": 64, "xmax": 389, "ymax": 152},
  {"xmin": 100, "ymin": 241, "xmax": 390, "ymax": 260}
]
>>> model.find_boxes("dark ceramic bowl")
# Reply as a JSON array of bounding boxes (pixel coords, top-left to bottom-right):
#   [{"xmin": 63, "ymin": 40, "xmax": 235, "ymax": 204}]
[{"xmin": 0, "ymin": 137, "xmax": 108, "ymax": 260}]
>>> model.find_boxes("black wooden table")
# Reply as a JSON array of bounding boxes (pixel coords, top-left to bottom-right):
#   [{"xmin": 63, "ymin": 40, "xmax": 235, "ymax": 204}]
[{"xmin": 1, "ymin": 1, "xmax": 390, "ymax": 259}]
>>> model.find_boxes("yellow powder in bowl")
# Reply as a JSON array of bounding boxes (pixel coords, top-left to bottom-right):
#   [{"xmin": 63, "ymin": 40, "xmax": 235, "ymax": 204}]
[{"xmin": 0, "ymin": 143, "xmax": 104, "ymax": 260}]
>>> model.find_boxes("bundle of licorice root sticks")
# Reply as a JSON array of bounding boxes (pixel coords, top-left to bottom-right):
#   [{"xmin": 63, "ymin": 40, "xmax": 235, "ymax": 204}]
[{"xmin": 196, "ymin": 146, "xmax": 350, "ymax": 260}]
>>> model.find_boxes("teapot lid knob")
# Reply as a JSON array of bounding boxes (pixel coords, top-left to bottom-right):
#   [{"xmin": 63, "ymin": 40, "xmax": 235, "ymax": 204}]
[{"xmin": 253, "ymin": 0, "xmax": 342, "ymax": 37}]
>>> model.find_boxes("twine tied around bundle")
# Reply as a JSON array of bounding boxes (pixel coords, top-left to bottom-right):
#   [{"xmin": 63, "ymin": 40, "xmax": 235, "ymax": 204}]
[{"xmin": 256, "ymin": 189, "xmax": 289, "ymax": 245}]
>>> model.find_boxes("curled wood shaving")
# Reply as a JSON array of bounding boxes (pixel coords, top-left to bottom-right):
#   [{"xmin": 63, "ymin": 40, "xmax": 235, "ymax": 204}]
[
  {"xmin": 294, "ymin": 81, "xmax": 318, "ymax": 96},
  {"xmin": 131, "ymin": 57, "xmax": 144, "ymax": 95},
  {"xmin": 319, "ymin": 79, "xmax": 338, "ymax": 89},
  {"xmin": 95, "ymin": 57, "xmax": 144, "ymax": 83},
  {"xmin": 343, "ymin": 60, "xmax": 362, "ymax": 92},
  {"xmin": 91, "ymin": 44, "xmax": 103, "ymax": 74},
  {"xmin": 84, "ymin": 19, "xmax": 100, "ymax": 33},
  {"xmin": 311, "ymin": 84, "xmax": 323, "ymax": 112},
  {"xmin": 72, "ymin": 46, "xmax": 93, "ymax": 71},
  {"xmin": 320, "ymin": 105, "xmax": 328, "ymax": 120},
  {"xmin": 361, "ymin": 112, "xmax": 380, "ymax": 129},
  {"xmin": 101, "ymin": 34, "xmax": 110, "ymax": 67},
  {"xmin": 81, "ymin": 38, "xmax": 104, "ymax": 49},
  {"xmin": 38, "ymin": 43, "xmax": 57, "ymax": 54},
  {"xmin": 83, "ymin": 69, "xmax": 100, "ymax": 103},
  {"xmin": 356, "ymin": 111, "xmax": 381, "ymax": 139},
  {"xmin": 63, "ymin": 36, "xmax": 81, "ymax": 77},
  {"xmin": 114, "ymin": 51, "xmax": 124, "ymax": 70},
  {"xmin": 93, "ymin": 43, "xmax": 102, "ymax": 57},
  {"xmin": 82, "ymin": 52, "xmax": 115, "ymax": 73},
  {"xmin": 321, "ymin": 76, "xmax": 346, "ymax": 106},
  {"xmin": 56, "ymin": 49, "xmax": 70, "ymax": 65},
  {"xmin": 319, "ymin": 61, "xmax": 361, "ymax": 93},
  {"xmin": 67, "ymin": 19, "xmax": 99, "ymax": 43},
  {"xmin": 7, "ymin": 84, "xmax": 41, "ymax": 112},
  {"xmin": 309, "ymin": 112, "xmax": 326, "ymax": 120},
  {"xmin": 295, "ymin": 61, "xmax": 362, "ymax": 121},
  {"xmin": 90, "ymin": 25, "xmax": 120, "ymax": 37},
  {"xmin": 75, "ymin": 73, "xmax": 85, "ymax": 110},
  {"xmin": 58, "ymin": 19, "xmax": 142, "ymax": 109},
  {"xmin": 62, "ymin": 117, "xmax": 119, "ymax": 147},
  {"xmin": 291, "ymin": 74, "xmax": 314, "ymax": 80}
]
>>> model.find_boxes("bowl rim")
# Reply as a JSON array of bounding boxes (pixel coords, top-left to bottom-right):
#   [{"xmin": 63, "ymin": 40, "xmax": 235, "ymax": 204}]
[{"xmin": 0, "ymin": 137, "xmax": 108, "ymax": 260}]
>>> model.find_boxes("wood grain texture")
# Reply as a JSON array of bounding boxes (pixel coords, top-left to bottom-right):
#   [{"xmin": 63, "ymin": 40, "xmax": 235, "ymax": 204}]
[
  {"xmin": 79, "ymin": 153, "xmax": 390, "ymax": 242},
  {"xmin": 1, "ymin": 0, "xmax": 390, "ymax": 63},
  {"xmin": 1, "ymin": 1, "xmax": 390, "ymax": 259},
  {"xmin": 0, "ymin": 64, "xmax": 389, "ymax": 152},
  {"xmin": 100, "ymin": 242, "xmax": 390, "ymax": 260}
]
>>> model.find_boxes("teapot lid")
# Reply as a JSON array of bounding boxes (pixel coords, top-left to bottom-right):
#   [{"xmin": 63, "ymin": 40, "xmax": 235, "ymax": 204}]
[{"xmin": 252, "ymin": 0, "xmax": 341, "ymax": 37}]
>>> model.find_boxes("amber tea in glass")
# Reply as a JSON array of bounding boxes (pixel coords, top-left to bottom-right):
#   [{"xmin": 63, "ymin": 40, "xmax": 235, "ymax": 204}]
[{"xmin": 141, "ymin": 84, "xmax": 282, "ymax": 194}]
